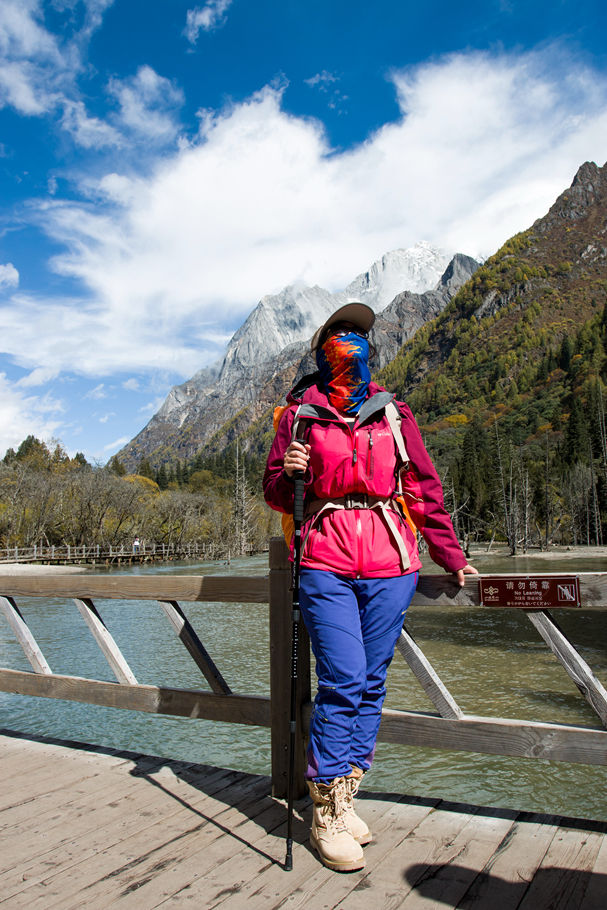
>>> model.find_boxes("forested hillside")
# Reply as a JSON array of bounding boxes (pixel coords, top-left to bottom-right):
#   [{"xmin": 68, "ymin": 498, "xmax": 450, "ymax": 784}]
[{"xmin": 377, "ymin": 161, "xmax": 607, "ymax": 551}]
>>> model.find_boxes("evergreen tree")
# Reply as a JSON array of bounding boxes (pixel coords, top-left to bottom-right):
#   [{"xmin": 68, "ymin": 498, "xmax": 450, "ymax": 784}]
[
  {"xmin": 558, "ymin": 336, "xmax": 573, "ymax": 372},
  {"xmin": 156, "ymin": 464, "xmax": 169, "ymax": 490},
  {"xmin": 73, "ymin": 452, "xmax": 90, "ymax": 470},
  {"xmin": 138, "ymin": 457, "xmax": 155, "ymax": 479},
  {"xmin": 108, "ymin": 456, "xmax": 127, "ymax": 476}
]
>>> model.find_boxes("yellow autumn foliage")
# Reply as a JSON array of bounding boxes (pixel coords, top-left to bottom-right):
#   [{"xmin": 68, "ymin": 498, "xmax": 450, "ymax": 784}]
[
  {"xmin": 124, "ymin": 474, "xmax": 160, "ymax": 494},
  {"xmin": 444, "ymin": 414, "xmax": 469, "ymax": 427}
]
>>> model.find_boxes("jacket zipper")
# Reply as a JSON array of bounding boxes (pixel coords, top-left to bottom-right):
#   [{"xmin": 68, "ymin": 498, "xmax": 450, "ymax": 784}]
[
  {"xmin": 352, "ymin": 428, "xmax": 363, "ymax": 576},
  {"xmin": 367, "ymin": 430, "xmax": 374, "ymax": 476}
]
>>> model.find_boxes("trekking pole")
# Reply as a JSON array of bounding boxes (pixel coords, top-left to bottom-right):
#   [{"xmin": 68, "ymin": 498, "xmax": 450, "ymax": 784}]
[{"xmin": 284, "ymin": 453, "xmax": 306, "ymax": 872}]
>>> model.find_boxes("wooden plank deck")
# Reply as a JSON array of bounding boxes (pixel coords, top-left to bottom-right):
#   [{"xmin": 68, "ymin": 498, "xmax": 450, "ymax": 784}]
[{"xmin": 1, "ymin": 731, "xmax": 606, "ymax": 909}]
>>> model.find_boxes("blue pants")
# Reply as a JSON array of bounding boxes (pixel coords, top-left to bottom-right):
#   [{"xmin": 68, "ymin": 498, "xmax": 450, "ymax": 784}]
[{"xmin": 299, "ymin": 569, "xmax": 418, "ymax": 782}]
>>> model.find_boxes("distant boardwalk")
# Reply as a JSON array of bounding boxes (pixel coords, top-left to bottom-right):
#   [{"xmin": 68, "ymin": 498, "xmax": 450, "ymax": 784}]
[
  {"xmin": 0, "ymin": 542, "xmax": 242, "ymax": 566},
  {"xmin": 1, "ymin": 731, "xmax": 606, "ymax": 909}
]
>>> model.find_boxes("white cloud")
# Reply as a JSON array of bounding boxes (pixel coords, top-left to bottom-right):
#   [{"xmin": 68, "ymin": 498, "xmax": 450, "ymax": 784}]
[
  {"xmin": 61, "ymin": 98, "xmax": 122, "ymax": 148},
  {"xmin": 122, "ymin": 377, "xmax": 140, "ymax": 391},
  {"xmin": 139, "ymin": 396, "xmax": 167, "ymax": 416},
  {"xmin": 85, "ymin": 383, "xmax": 106, "ymax": 399},
  {"xmin": 304, "ymin": 70, "xmax": 348, "ymax": 112},
  {"xmin": 108, "ymin": 65, "xmax": 183, "ymax": 142},
  {"xmin": 2, "ymin": 47, "xmax": 607, "ymax": 387},
  {"xmin": 0, "ymin": 2, "xmax": 63, "ymax": 65},
  {"xmin": 0, "ymin": 60, "xmax": 53, "ymax": 114},
  {"xmin": 16, "ymin": 366, "xmax": 57, "ymax": 387},
  {"xmin": 0, "ymin": 263, "xmax": 19, "ymax": 289},
  {"xmin": 77, "ymin": 1, "xmax": 116, "ymax": 42},
  {"xmin": 0, "ymin": 1, "xmax": 124, "ymax": 150},
  {"xmin": 185, "ymin": 1, "xmax": 233, "ymax": 43},
  {"xmin": 103, "ymin": 434, "xmax": 130, "ymax": 452},
  {"xmin": 0, "ymin": 372, "xmax": 63, "ymax": 453},
  {"xmin": 305, "ymin": 71, "xmax": 339, "ymax": 89},
  {"xmin": 99, "ymin": 411, "xmax": 115, "ymax": 423},
  {"xmin": 0, "ymin": 1, "xmax": 71, "ymax": 115}
]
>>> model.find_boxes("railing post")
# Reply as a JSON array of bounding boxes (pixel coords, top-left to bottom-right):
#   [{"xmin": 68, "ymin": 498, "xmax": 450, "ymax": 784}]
[{"xmin": 269, "ymin": 536, "xmax": 310, "ymax": 799}]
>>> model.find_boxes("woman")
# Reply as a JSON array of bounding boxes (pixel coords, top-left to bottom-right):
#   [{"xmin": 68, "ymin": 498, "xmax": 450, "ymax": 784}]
[{"xmin": 263, "ymin": 302, "xmax": 477, "ymax": 872}]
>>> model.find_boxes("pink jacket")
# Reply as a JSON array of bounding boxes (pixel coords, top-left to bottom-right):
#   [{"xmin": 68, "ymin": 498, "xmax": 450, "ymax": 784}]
[{"xmin": 263, "ymin": 377, "xmax": 467, "ymax": 578}]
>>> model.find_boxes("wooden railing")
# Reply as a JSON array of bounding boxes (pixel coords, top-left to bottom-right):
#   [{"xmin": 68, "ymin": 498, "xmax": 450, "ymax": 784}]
[
  {"xmin": 1, "ymin": 537, "xmax": 606, "ymax": 800},
  {"xmin": 0, "ymin": 541, "xmax": 241, "ymax": 565}
]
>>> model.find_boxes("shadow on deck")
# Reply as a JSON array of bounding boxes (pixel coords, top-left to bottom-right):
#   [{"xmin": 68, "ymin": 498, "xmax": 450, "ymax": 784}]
[{"xmin": 1, "ymin": 729, "xmax": 606, "ymax": 909}]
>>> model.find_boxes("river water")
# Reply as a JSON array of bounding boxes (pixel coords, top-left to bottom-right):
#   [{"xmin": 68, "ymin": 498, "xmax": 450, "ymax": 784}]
[{"xmin": 1, "ymin": 551, "xmax": 606, "ymax": 821}]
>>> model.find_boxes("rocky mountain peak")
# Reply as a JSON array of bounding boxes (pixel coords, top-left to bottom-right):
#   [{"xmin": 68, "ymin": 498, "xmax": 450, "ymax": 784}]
[
  {"xmin": 536, "ymin": 159, "xmax": 607, "ymax": 231},
  {"xmin": 439, "ymin": 253, "xmax": 483, "ymax": 293},
  {"xmin": 344, "ymin": 242, "xmax": 451, "ymax": 303},
  {"xmin": 218, "ymin": 283, "xmax": 335, "ymax": 382}
]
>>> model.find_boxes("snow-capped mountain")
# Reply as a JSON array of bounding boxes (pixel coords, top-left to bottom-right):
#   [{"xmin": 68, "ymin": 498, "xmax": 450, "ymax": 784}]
[
  {"xmin": 344, "ymin": 242, "xmax": 451, "ymax": 306},
  {"xmin": 217, "ymin": 242, "xmax": 450, "ymax": 381},
  {"xmin": 118, "ymin": 244, "xmax": 478, "ymax": 467}
]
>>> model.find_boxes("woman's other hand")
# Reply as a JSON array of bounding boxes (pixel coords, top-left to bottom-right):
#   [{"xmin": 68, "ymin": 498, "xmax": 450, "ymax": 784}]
[
  {"xmin": 284, "ymin": 440, "xmax": 311, "ymax": 477},
  {"xmin": 455, "ymin": 564, "xmax": 479, "ymax": 587}
]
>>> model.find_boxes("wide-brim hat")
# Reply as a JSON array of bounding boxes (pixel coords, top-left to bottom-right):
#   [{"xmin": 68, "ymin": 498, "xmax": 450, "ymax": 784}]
[{"xmin": 310, "ymin": 302, "xmax": 376, "ymax": 350}]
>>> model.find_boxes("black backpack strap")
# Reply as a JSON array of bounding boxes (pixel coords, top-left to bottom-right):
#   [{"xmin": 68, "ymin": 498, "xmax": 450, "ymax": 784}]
[{"xmin": 291, "ymin": 402, "xmax": 335, "ymax": 440}]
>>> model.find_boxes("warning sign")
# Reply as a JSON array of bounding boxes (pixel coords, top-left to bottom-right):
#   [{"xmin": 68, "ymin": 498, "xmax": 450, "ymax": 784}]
[{"xmin": 479, "ymin": 576, "xmax": 581, "ymax": 609}]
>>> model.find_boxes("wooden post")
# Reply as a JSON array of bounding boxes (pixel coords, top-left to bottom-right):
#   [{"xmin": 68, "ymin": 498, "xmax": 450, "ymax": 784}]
[
  {"xmin": 269, "ymin": 536, "xmax": 310, "ymax": 799},
  {"xmin": 73, "ymin": 598, "xmax": 138, "ymax": 684},
  {"xmin": 0, "ymin": 596, "xmax": 52, "ymax": 674}
]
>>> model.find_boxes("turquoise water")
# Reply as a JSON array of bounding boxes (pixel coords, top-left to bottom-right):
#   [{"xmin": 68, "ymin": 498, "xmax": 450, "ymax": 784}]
[{"xmin": 1, "ymin": 552, "xmax": 606, "ymax": 821}]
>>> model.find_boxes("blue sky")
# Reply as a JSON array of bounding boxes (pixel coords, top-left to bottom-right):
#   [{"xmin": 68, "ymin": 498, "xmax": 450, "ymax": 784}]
[{"xmin": 1, "ymin": 0, "xmax": 607, "ymax": 462}]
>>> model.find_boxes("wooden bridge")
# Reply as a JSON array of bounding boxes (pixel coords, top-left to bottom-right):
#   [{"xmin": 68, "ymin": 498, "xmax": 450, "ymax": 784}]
[{"xmin": 1, "ymin": 538, "xmax": 607, "ymax": 907}]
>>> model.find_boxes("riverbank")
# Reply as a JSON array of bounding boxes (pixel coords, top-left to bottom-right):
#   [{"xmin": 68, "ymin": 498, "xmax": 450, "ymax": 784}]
[
  {"xmin": 0, "ymin": 563, "xmax": 88, "ymax": 575},
  {"xmin": 467, "ymin": 544, "xmax": 607, "ymax": 560}
]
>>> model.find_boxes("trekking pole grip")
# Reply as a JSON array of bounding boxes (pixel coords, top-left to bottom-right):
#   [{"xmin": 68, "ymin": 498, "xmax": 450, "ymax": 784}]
[
  {"xmin": 293, "ymin": 473, "xmax": 305, "ymax": 526},
  {"xmin": 292, "ymin": 438, "xmax": 306, "ymax": 528}
]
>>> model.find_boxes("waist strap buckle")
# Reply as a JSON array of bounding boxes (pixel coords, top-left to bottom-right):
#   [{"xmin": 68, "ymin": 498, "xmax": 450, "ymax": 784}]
[{"xmin": 344, "ymin": 493, "xmax": 369, "ymax": 509}]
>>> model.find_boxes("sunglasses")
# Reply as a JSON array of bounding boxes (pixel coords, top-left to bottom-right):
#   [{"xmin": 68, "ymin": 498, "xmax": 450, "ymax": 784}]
[{"xmin": 327, "ymin": 324, "xmax": 369, "ymax": 339}]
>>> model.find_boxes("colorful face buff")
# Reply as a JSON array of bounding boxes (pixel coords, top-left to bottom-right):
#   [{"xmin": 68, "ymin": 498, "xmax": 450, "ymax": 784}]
[{"xmin": 316, "ymin": 331, "xmax": 371, "ymax": 414}]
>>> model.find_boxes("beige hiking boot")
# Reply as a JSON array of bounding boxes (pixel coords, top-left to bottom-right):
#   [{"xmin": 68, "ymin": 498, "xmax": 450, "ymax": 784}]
[
  {"xmin": 307, "ymin": 777, "xmax": 365, "ymax": 872},
  {"xmin": 345, "ymin": 767, "xmax": 371, "ymax": 845}
]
